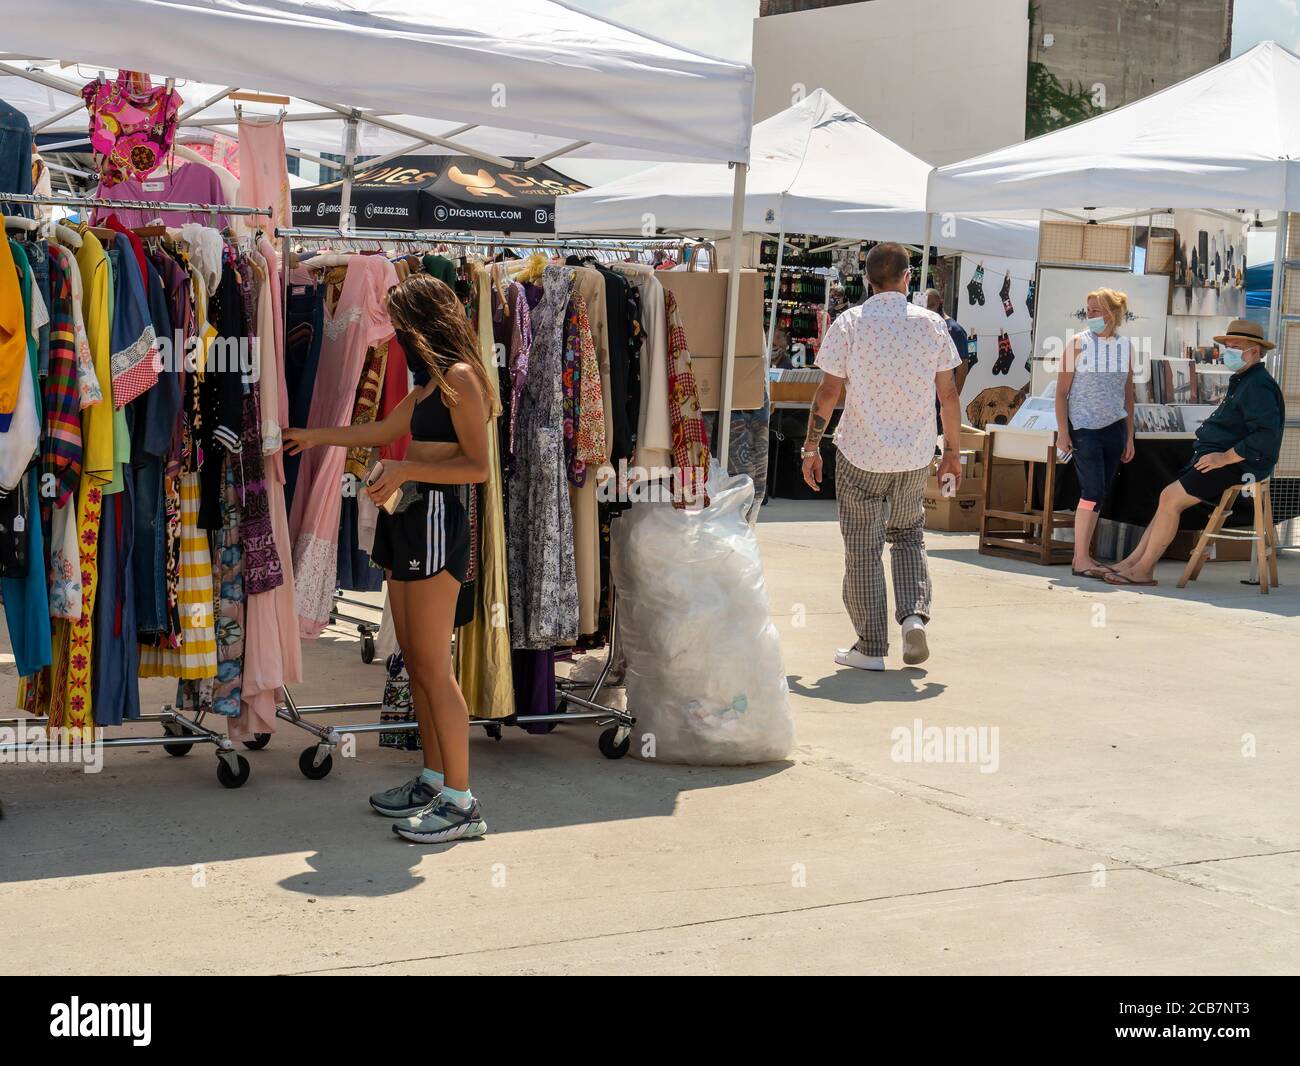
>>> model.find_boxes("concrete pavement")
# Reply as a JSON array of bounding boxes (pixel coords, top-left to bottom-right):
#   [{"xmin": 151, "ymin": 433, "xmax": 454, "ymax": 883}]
[{"xmin": 2, "ymin": 499, "xmax": 1298, "ymax": 974}]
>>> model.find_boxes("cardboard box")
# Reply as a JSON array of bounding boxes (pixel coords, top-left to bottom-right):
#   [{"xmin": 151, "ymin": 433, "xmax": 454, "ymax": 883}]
[
  {"xmin": 926, "ymin": 449, "xmax": 981, "ymax": 496},
  {"xmin": 924, "ymin": 492, "xmax": 983, "ymax": 532}
]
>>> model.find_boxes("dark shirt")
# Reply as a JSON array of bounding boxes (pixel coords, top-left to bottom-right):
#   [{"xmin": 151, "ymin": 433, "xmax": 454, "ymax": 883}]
[
  {"xmin": 936, "ymin": 316, "xmax": 970, "ymax": 429},
  {"xmin": 946, "ymin": 317, "xmax": 970, "ymax": 364},
  {"xmin": 1193, "ymin": 361, "xmax": 1285, "ymax": 478}
]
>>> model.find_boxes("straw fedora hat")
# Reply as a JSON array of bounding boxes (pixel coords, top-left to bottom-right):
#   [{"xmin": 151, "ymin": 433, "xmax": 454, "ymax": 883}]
[{"xmin": 1213, "ymin": 318, "xmax": 1275, "ymax": 350}]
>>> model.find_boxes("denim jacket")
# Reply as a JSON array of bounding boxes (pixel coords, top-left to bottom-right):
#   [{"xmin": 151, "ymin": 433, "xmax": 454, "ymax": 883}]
[{"xmin": 0, "ymin": 100, "xmax": 34, "ymax": 218}]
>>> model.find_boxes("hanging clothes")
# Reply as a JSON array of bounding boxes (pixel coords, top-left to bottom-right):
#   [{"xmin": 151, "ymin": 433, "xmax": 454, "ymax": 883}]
[
  {"xmin": 508, "ymin": 263, "xmax": 579, "ymax": 649},
  {"xmin": 235, "ymin": 245, "xmax": 301, "ymax": 741},
  {"xmin": 0, "ymin": 244, "xmax": 51, "ymax": 679},
  {"xmin": 289, "ymin": 254, "xmax": 397, "ymax": 638},
  {"xmin": 454, "ymin": 263, "xmax": 514, "ymax": 718},
  {"xmin": 611, "ymin": 263, "xmax": 672, "ymax": 471},
  {"xmin": 49, "ymin": 242, "xmax": 102, "ymax": 409},
  {"xmin": 139, "ymin": 472, "xmax": 217, "ymax": 679},
  {"xmin": 282, "ymin": 278, "xmax": 325, "ymax": 508},
  {"xmin": 82, "ymin": 71, "xmax": 183, "ymax": 186},
  {"xmin": 664, "ymin": 290, "xmax": 712, "ymax": 509},
  {"xmin": 237, "ymin": 116, "xmax": 292, "ymax": 235},
  {"xmin": 42, "ymin": 228, "xmax": 114, "ymax": 729}
]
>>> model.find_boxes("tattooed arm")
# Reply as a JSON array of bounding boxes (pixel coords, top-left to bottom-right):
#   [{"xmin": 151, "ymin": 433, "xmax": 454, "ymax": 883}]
[{"xmin": 802, "ymin": 371, "xmax": 845, "ymax": 492}]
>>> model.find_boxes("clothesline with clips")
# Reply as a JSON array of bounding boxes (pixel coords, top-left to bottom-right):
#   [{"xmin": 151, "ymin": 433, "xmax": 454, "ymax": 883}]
[
  {"xmin": 968, "ymin": 265, "xmax": 1037, "ymax": 286},
  {"xmin": 0, "ymin": 191, "xmax": 274, "ymax": 220}
]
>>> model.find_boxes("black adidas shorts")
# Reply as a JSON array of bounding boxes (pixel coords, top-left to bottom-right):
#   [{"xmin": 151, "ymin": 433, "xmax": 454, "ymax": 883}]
[{"xmin": 372, "ymin": 484, "xmax": 470, "ymax": 583}]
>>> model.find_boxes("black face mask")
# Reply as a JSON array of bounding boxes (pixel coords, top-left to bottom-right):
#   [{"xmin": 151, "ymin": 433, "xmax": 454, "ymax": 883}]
[{"xmin": 395, "ymin": 328, "xmax": 431, "ymax": 387}]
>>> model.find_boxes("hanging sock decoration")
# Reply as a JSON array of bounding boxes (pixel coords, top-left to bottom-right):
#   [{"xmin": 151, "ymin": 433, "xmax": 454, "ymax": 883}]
[
  {"xmin": 966, "ymin": 332, "xmax": 979, "ymax": 369},
  {"xmin": 967, "ymin": 264, "xmax": 985, "ymax": 305},
  {"xmin": 81, "ymin": 71, "xmax": 183, "ymax": 187},
  {"xmin": 993, "ymin": 330, "xmax": 1015, "ymax": 376},
  {"xmin": 1000, "ymin": 271, "xmax": 1013, "ymax": 316},
  {"xmin": 1026, "ymin": 279, "xmax": 1036, "ymax": 317}
]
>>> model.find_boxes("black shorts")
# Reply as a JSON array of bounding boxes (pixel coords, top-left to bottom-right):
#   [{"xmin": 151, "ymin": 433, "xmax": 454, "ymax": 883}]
[
  {"xmin": 1071, "ymin": 418, "xmax": 1127, "ymax": 505},
  {"xmin": 372, "ymin": 484, "xmax": 470, "ymax": 583},
  {"xmin": 1177, "ymin": 457, "xmax": 1252, "ymax": 503}
]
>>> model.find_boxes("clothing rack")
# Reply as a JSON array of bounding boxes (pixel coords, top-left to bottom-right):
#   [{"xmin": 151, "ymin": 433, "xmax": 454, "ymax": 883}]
[
  {"xmin": 275, "ymin": 224, "xmax": 689, "ymax": 253},
  {"xmin": 2, "ymin": 192, "xmax": 281, "ymax": 789},
  {"xmin": 261, "ymin": 228, "xmax": 637, "ymax": 776},
  {"xmin": 0, "ymin": 190, "xmax": 273, "ymax": 220}
]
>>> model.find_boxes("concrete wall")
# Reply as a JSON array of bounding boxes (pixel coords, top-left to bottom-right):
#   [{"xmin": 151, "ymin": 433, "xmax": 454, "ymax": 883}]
[
  {"xmin": 752, "ymin": 0, "xmax": 1029, "ymax": 165},
  {"xmin": 1031, "ymin": 0, "xmax": 1233, "ymax": 109}
]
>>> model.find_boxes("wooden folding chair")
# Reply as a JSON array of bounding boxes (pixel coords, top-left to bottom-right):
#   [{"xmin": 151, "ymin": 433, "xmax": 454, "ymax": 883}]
[{"xmin": 1177, "ymin": 479, "xmax": 1280, "ymax": 594}]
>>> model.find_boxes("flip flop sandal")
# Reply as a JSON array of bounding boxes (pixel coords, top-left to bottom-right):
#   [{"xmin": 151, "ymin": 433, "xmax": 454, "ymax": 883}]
[
  {"xmin": 1104, "ymin": 573, "xmax": 1158, "ymax": 587},
  {"xmin": 1072, "ymin": 568, "xmax": 1111, "ymax": 580}
]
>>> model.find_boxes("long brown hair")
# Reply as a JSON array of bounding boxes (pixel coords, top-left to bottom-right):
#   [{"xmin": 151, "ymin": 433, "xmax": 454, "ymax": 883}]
[{"xmin": 386, "ymin": 274, "xmax": 499, "ymax": 418}]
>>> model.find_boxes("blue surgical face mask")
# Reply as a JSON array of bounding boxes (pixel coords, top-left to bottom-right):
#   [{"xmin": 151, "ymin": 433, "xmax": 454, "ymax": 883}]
[
  {"xmin": 1221, "ymin": 347, "xmax": 1246, "ymax": 371},
  {"xmin": 1086, "ymin": 315, "xmax": 1107, "ymax": 333}
]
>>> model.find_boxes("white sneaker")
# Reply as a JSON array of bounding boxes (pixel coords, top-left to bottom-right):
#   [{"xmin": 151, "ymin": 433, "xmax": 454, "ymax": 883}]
[
  {"xmin": 901, "ymin": 616, "xmax": 929, "ymax": 666},
  {"xmin": 834, "ymin": 648, "xmax": 886, "ymax": 671}
]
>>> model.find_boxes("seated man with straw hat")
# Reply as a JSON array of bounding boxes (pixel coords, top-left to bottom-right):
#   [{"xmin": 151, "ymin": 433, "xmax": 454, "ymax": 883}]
[{"xmin": 1107, "ymin": 319, "xmax": 1285, "ymax": 587}]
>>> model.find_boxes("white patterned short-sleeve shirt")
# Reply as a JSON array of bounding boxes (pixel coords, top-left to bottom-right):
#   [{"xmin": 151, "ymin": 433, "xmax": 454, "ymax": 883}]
[{"xmin": 815, "ymin": 291, "xmax": 961, "ymax": 473}]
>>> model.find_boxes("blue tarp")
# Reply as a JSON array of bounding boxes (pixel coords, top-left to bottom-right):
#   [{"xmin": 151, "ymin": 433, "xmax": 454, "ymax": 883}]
[{"xmin": 1245, "ymin": 261, "xmax": 1273, "ymax": 308}]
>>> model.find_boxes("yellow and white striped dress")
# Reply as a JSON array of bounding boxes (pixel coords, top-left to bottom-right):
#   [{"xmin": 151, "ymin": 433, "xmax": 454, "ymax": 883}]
[{"xmin": 139, "ymin": 472, "xmax": 217, "ymax": 678}]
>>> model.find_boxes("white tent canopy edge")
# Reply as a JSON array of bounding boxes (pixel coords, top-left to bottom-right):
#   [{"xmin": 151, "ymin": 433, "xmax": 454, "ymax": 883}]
[{"xmin": 0, "ymin": 0, "xmax": 756, "ymax": 466}]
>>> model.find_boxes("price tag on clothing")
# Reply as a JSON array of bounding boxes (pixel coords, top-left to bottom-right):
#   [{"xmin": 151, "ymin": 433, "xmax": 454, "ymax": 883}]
[{"xmin": 141, "ymin": 181, "xmax": 166, "ymax": 192}]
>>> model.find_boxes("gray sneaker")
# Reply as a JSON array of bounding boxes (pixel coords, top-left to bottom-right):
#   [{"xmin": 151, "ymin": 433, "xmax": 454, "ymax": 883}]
[
  {"xmin": 393, "ymin": 797, "xmax": 487, "ymax": 843},
  {"xmin": 369, "ymin": 776, "xmax": 439, "ymax": 817}
]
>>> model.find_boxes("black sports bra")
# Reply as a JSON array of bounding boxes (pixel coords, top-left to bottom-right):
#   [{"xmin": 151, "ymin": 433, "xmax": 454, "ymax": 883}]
[{"xmin": 410, "ymin": 385, "xmax": 458, "ymax": 443}]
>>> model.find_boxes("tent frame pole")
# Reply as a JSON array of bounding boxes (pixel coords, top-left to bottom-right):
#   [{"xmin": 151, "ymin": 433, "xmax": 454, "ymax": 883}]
[
  {"xmin": 1269, "ymin": 210, "xmax": 1289, "ymax": 352},
  {"xmin": 338, "ymin": 115, "xmax": 359, "ymax": 235},
  {"xmin": 918, "ymin": 212, "xmax": 933, "ymax": 296},
  {"xmin": 718, "ymin": 162, "xmax": 748, "ymax": 471},
  {"xmin": 765, "ymin": 221, "xmax": 786, "ymax": 364}
]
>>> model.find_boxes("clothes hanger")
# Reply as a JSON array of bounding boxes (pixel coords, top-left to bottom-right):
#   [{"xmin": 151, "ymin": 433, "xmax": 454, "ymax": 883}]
[
  {"xmin": 50, "ymin": 222, "xmax": 83, "ymax": 250},
  {"xmin": 4, "ymin": 216, "xmax": 40, "ymax": 235}
]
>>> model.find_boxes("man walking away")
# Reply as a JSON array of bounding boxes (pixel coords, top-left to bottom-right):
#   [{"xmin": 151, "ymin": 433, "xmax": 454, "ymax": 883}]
[{"xmin": 803, "ymin": 244, "xmax": 964, "ymax": 670}]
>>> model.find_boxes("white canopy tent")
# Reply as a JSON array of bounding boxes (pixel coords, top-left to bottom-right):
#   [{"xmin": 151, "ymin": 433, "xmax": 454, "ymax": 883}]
[
  {"xmin": 0, "ymin": 0, "xmax": 756, "ymax": 463},
  {"xmin": 558, "ymin": 88, "xmax": 1039, "ymax": 257},
  {"xmin": 926, "ymin": 40, "xmax": 1300, "ymax": 342},
  {"xmin": 557, "ymin": 88, "xmax": 1039, "ymax": 355},
  {"xmin": 927, "ymin": 42, "xmax": 1300, "ymax": 215}
]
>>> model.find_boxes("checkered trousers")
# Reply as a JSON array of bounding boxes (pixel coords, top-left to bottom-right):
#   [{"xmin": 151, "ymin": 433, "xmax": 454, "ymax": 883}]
[{"xmin": 835, "ymin": 459, "xmax": 932, "ymax": 657}]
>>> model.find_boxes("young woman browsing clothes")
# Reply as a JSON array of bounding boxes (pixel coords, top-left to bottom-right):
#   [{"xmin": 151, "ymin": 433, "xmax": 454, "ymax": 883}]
[{"xmin": 283, "ymin": 275, "xmax": 497, "ymax": 843}]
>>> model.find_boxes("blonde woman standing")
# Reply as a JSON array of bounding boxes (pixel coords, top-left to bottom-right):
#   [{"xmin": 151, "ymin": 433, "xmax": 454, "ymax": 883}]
[{"xmin": 1054, "ymin": 288, "xmax": 1136, "ymax": 579}]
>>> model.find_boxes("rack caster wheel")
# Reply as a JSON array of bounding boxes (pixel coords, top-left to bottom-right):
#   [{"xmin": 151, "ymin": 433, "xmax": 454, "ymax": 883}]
[
  {"xmin": 482, "ymin": 722, "xmax": 503, "ymax": 742},
  {"xmin": 163, "ymin": 721, "xmax": 193, "ymax": 757},
  {"xmin": 243, "ymin": 733, "xmax": 271, "ymax": 751},
  {"xmin": 299, "ymin": 746, "xmax": 334, "ymax": 780},
  {"xmin": 216, "ymin": 754, "xmax": 251, "ymax": 788},
  {"xmin": 361, "ymin": 633, "xmax": 376, "ymax": 664},
  {"xmin": 598, "ymin": 727, "xmax": 631, "ymax": 760}
]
